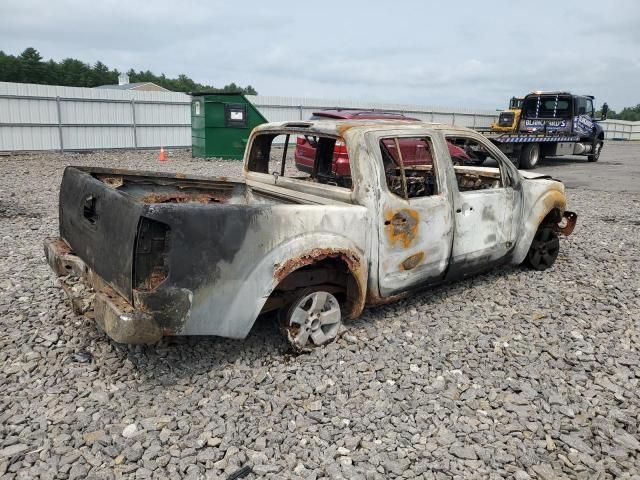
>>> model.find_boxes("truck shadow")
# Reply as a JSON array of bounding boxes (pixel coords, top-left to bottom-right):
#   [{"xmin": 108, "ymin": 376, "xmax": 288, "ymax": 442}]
[
  {"xmin": 538, "ymin": 155, "xmax": 590, "ymax": 166},
  {"xmin": 113, "ymin": 263, "xmax": 525, "ymax": 385}
]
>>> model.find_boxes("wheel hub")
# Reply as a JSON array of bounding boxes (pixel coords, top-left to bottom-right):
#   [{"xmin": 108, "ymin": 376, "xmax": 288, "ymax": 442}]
[
  {"xmin": 284, "ymin": 291, "xmax": 341, "ymax": 351},
  {"xmin": 309, "ymin": 315, "xmax": 320, "ymax": 330}
]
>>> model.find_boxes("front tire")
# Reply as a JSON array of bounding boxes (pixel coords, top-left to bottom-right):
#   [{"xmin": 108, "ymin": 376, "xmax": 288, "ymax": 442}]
[
  {"xmin": 519, "ymin": 143, "xmax": 540, "ymax": 169},
  {"xmin": 588, "ymin": 141, "xmax": 603, "ymax": 162},
  {"xmin": 524, "ymin": 227, "xmax": 560, "ymax": 271},
  {"xmin": 279, "ymin": 288, "xmax": 342, "ymax": 352}
]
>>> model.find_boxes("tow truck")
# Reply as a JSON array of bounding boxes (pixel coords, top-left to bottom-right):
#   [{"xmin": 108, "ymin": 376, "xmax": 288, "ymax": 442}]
[{"xmin": 480, "ymin": 91, "xmax": 606, "ymax": 169}]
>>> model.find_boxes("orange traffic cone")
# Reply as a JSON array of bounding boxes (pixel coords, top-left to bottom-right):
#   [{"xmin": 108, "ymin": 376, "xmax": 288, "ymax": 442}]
[{"xmin": 158, "ymin": 146, "xmax": 167, "ymax": 162}]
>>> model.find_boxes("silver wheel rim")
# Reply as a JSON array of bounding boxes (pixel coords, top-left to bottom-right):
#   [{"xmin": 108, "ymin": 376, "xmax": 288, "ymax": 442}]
[
  {"xmin": 287, "ymin": 291, "xmax": 341, "ymax": 349},
  {"xmin": 595, "ymin": 143, "xmax": 601, "ymax": 158}
]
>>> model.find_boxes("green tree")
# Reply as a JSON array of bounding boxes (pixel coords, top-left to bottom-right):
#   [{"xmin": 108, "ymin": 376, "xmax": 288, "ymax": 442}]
[
  {"xmin": 1, "ymin": 46, "xmax": 258, "ymax": 94},
  {"xmin": 616, "ymin": 105, "xmax": 640, "ymax": 122},
  {"xmin": 0, "ymin": 51, "xmax": 20, "ymax": 82},
  {"xmin": 19, "ymin": 47, "xmax": 46, "ymax": 83},
  {"xmin": 57, "ymin": 58, "xmax": 92, "ymax": 86},
  {"xmin": 91, "ymin": 61, "xmax": 115, "ymax": 87}
]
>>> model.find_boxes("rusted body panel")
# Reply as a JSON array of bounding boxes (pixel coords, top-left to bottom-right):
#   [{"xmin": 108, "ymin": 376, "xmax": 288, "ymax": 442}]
[
  {"xmin": 52, "ymin": 166, "xmax": 367, "ymax": 341},
  {"xmin": 46, "ymin": 120, "xmax": 576, "ymax": 344}
]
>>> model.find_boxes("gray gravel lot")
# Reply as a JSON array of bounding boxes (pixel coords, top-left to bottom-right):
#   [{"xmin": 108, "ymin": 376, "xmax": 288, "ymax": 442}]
[{"xmin": 1, "ymin": 146, "xmax": 639, "ymax": 480}]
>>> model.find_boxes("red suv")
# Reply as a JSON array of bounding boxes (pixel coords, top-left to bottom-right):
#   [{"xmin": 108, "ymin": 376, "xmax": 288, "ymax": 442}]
[{"xmin": 294, "ymin": 110, "xmax": 471, "ymax": 176}]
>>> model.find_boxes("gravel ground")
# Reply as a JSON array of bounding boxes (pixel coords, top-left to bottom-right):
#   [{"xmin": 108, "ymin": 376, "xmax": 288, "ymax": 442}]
[{"xmin": 1, "ymin": 149, "xmax": 639, "ymax": 480}]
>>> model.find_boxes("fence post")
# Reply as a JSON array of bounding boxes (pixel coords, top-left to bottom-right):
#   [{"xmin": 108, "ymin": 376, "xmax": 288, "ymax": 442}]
[
  {"xmin": 452, "ymin": 112, "xmax": 456, "ymax": 125},
  {"xmin": 299, "ymin": 105, "xmax": 303, "ymax": 120},
  {"xmin": 131, "ymin": 99, "xmax": 138, "ymax": 150},
  {"xmin": 56, "ymin": 96, "xmax": 64, "ymax": 153}
]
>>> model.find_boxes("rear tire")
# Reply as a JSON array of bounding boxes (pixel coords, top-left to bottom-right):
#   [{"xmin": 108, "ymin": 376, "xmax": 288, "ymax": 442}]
[
  {"xmin": 524, "ymin": 227, "xmax": 560, "ymax": 271},
  {"xmin": 519, "ymin": 143, "xmax": 540, "ymax": 169},
  {"xmin": 509, "ymin": 151, "xmax": 521, "ymax": 169},
  {"xmin": 588, "ymin": 141, "xmax": 603, "ymax": 162}
]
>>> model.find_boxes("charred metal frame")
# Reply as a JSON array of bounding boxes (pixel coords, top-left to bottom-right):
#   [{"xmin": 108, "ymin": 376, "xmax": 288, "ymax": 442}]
[{"xmin": 44, "ymin": 120, "xmax": 578, "ymax": 345}]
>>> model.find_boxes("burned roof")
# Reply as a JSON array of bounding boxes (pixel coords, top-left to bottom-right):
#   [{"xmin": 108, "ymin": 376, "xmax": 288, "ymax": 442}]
[{"xmin": 252, "ymin": 119, "xmax": 475, "ymax": 138}]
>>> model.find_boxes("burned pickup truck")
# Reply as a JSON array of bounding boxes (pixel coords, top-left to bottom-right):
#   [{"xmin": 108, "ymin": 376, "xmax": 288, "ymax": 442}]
[{"xmin": 44, "ymin": 120, "xmax": 577, "ymax": 351}]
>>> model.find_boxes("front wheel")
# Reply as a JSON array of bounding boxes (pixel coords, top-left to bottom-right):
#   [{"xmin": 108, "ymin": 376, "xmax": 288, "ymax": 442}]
[
  {"xmin": 524, "ymin": 227, "xmax": 560, "ymax": 271},
  {"xmin": 588, "ymin": 141, "xmax": 603, "ymax": 162},
  {"xmin": 279, "ymin": 289, "xmax": 342, "ymax": 352},
  {"xmin": 519, "ymin": 143, "xmax": 540, "ymax": 169}
]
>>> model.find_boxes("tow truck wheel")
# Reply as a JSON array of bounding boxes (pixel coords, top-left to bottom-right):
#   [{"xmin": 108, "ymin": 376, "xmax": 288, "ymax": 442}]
[
  {"xmin": 588, "ymin": 141, "xmax": 603, "ymax": 162},
  {"xmin": 279, "ymin": 288, "xmax": 342, "ymax": 352},
  {"xmin": 519, "ymin": 143, "xmax": 540, "ymax": 169},
  {"xmin": 524, "ymin": 226, "xmax": 560, "ymax": 271}
]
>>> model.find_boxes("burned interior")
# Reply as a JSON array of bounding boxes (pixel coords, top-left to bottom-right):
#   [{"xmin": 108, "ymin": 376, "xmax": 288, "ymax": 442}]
[
  {"xmin": 447, "ymin": 136, "xmax": 504, "ymax": 192},
  {"xmin": 380, "ymin": 136, "xmax": 438, "ymax": 199},
  {"xmin": 379, "ymin": 135, "xmax": 503, "ymax": 199}
]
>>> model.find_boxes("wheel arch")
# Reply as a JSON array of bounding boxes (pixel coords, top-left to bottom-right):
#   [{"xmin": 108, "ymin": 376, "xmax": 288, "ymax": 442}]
[
  {"xmin": 540, "ymin": 207, "xmax": 563, "ymax": 226},
  {"xmin": 270, "ymin": 248, "xmax": 367, "ymax": 320},
  {"xmin": 183, "ymin": 234, "xmax": 367, "ymax": 340},
  {"xmin": 512, "ymin": 190, "xmax": 566, "ymax": 265}
]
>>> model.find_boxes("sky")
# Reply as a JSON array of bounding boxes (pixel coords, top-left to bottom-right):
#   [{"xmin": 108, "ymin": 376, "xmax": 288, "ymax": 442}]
[{"xmin": 1, "ymin": 0, "xmax": 639, "ymax": 111}]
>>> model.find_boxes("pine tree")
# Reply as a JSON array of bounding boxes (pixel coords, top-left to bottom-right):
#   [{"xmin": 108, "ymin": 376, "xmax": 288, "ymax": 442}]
[{"xmin": 0, "ymin": 46, "xmax": 258, "ymax": 94}]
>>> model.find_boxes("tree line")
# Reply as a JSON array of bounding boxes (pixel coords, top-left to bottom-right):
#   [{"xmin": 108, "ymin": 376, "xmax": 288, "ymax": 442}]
[
  {"xmin": 598, "ymin": 105, "xmax": 640, "ymax": 122},
  {"xmin": 0, "ymin": 47, "xmax": 257, "ymax": 95}
]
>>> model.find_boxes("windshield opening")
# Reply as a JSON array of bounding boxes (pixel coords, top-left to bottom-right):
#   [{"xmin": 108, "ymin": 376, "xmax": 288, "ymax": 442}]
[
  {"xmin": 509, "ymin": 97, "xmax": 523, "ymax": 109},
  {"xmin": 523, "ymin": 95, "xmax": 571, "ymax": 119}
]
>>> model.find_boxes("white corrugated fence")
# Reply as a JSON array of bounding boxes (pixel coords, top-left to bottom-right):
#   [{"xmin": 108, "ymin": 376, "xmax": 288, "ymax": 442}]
[
  {"xmin": 0, "ymin": 82, "xmax": 190, "ymax": 151},
  {"xmin": 1, "ymin": 81, "xmax": 638, "ymax": 152}
]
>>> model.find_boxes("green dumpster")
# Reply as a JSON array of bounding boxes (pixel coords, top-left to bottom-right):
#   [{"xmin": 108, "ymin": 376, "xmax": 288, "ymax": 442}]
[{"xmin": 191, "ymin": 92, "xmax": 267, "ymax": 160}]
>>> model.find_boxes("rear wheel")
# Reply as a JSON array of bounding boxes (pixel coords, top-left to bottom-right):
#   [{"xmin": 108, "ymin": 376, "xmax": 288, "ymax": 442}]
[
  {"xmin": 279, "ymin": 288, "xmax": 342, "ymax": 352},
  {"xmin": 509, "ymin": 151, "xmax": 521, "ymax": 168},
  {"xmin": 524, "ymin": 227, "xmax": 560, "ymax": 271},
  {"xmin": 588, "ymin": 141, "xmax": 603, "ymax": 162},
  {"xmin": 519, "ymin": 143, "xmax": 540, "ymax": 169}
]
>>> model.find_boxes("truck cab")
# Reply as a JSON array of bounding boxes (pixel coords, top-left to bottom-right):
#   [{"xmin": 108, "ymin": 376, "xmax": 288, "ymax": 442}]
[{"xmin": 519, "ymin": 92, "xmax": 598, "ymax": 137}]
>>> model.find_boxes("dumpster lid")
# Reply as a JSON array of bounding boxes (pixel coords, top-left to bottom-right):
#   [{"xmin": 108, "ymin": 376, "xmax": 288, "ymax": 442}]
[{"xmin": 190, "ymin": 91, "xmax": 246, "ymax": 97}]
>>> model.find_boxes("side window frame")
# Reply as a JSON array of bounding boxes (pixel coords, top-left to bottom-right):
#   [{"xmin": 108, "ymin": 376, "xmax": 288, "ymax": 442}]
[
  {"xmin": 444, "ymin": 133, "xmax": 517, "ymax": 191},
  {"xmin": 585, "ymin": 98, "xmax": 594, "ymax": 118},
  {"xmin": 377, "ymin": 134, "xmax": 440, "ymax": 202},
  {"xmin": 246, "ymin": 131, "xmax": 352, "ymax": 191}
]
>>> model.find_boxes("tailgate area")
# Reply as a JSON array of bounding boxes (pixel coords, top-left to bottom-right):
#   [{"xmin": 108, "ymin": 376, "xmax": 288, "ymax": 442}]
[
  {"xmin": 44, "ymin": 237, "xmax": 162, "ymax": 344},
  {"xmin": 59, "ymin": 167, "xmax": 143, "ymax": 301}
]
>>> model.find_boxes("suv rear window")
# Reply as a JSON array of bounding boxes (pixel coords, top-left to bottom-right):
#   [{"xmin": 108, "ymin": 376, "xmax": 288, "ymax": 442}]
[{"xmin": 523, "ymin": 95, "xmax": 571, "ymax": 118}]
